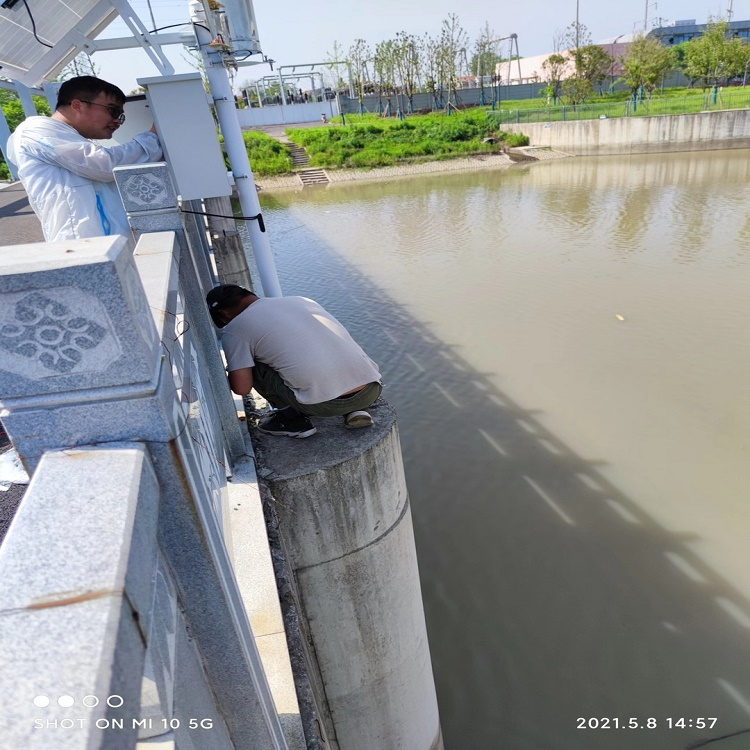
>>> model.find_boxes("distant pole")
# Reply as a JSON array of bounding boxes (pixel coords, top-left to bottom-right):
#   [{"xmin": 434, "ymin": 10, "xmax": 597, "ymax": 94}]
[
  {"xmin": 278, "ymin": 69, "xmax": 287, "ymax": 106},
  {"xmin": 576, "ymin": 0, "xmax": 580, "ymax": 49},
  {"xmin": 728, "ymin": 0, "xmax": 734, "ymax": 23},
  {"xmin": 145, "ymin": 0, "xmax": 157, "ymax": 31}
]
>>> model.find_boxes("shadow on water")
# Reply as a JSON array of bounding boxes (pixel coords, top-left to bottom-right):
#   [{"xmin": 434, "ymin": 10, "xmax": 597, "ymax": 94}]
[{"xmin": 245, "ymin": 176, "xmax": 750, "ymax": 750}]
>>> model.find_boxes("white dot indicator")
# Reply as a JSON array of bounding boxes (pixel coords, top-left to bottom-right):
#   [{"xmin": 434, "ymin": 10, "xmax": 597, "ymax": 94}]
[
  {"xmin": 33, "ymin": 696, "xmax": 50, "ymax": 708},
  {"xmin": 58, "ymin": 695, "xmax": 75, "ymax": 708},
  {"xmin": 82, "ymin": 695, "xmax": 99, "ymax": 708}
]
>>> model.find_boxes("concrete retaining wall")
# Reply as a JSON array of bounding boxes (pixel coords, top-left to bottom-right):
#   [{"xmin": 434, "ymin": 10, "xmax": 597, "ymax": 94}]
[
  {"xmin": 505, "ymin": 108, "xmax": 750, "ymax": 155},
  {"xmin": 238, "ymin": 101, "xmax": 339, "ymax": 128}
]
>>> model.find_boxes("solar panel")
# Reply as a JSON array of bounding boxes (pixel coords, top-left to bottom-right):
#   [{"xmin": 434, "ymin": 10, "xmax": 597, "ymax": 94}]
[{"xmin": 0, "ymin": 0, "xmax": 117, "ymax": 86}]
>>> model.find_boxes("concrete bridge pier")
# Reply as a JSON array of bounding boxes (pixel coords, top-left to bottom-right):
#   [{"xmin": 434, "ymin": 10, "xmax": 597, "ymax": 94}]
[{"xmin": 254, "ymin": 401, "xmax": 443, "ymax": 750}]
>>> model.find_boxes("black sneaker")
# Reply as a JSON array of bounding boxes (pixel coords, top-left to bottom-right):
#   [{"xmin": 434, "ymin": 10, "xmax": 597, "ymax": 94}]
[{"xmin": 258, "ymin": 410, "xmax": 317, "ymax": 439}]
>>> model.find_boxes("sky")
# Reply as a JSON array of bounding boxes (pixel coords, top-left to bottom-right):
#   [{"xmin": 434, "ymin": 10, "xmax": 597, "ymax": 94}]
[{"xmin": 93, "ymin": 0, "xmax": 736, "ymax": 93}]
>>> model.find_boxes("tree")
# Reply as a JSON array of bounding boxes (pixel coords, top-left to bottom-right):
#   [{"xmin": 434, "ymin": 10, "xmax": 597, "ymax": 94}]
[
  {"xmin": 557, "ymin": 23, "xmax": 605, "ymax": 105},
  {"xmin": 1, "ymin": 90, "xmax": 51, "ymax": 131},
  {"xmin": 562, "ymin": 21, "xmax": 592, "ymax": 53},
  {"xmin": 374, "ymin": 39, "xmax": 398, "ymax": 114},
  {"xmin": 324, "ymin": 40, "xmax": 348, "ymax": 92},
  {"xmin": 1, "ymin": 90, "xmax": 51, "ymax": 178},
  {"xmin": 682, "ymin": 19, "xmax": 750, "ymax": 88},
  {"xmin": 571, "ymin": 44, "xmax": 613, "ymax": 94},
  {"xmin": 561, "ymin": 75, "xmax": 593, "ymax": 105},
  {"xmin": 542, "ymin": 53, "xmax": 567, "ymax": 104},
  {"xmin": 437, "ymin": 13, "xmax": 468, "ymax": 108},
  {"xmin": 621, "ymin": 34, "xmax": 675, "ymax": 95},
  {"xmin": 472, "ymin": 22, "xmax": 501, "ymax": 103},
  {"xmin": 672, "ymin": 42, "xmax": 698, "ymax": 86},
  {"xmin": 393, "ymin": 31, "xmax": 421, "ymax": 114},
  {"xmin": 348, "ymin": 38, "xmax": 372, "ymax": 112},
  {"xmin": 56, "ymin": 52, "xmax": 99, "ymax": 82},
  {"xmin": 422, "ymin": 33, "xmax": 442, "ymax": 108}
]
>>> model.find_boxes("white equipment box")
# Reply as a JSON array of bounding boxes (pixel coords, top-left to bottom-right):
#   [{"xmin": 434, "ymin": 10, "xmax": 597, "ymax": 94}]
[{"xmin": 136, "ymin": 73, "xmax": 231, "ymax": 200}]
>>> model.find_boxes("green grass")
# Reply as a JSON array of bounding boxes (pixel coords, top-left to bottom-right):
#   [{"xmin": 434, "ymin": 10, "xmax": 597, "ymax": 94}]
[
  {"xmin": 243, "ymin": 131, "xmax": 294, "ymax": 176},
  {"xmin": 285, "ymin": 109, "xmax": 526, "ymax": 170}
]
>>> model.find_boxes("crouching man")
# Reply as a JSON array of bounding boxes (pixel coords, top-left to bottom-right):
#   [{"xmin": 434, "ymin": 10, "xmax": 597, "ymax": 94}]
[{"xmin": 206, "ymin": 285, "xmax": 382, "ymax": 439}]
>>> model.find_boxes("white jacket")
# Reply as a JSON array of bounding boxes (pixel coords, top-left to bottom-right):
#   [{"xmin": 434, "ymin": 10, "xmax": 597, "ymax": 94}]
[{"xmin": 6, "ymin": 116, "xmax": 163, "ymax": 242}]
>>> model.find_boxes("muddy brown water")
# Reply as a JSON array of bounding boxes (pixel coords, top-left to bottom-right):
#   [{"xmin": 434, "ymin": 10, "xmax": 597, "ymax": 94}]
[{"xmin": 246, "ymin": 149, "xmax": 750, "ymax": 749}]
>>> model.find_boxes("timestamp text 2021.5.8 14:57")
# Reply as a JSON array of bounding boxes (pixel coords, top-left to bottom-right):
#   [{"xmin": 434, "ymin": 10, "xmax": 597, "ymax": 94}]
[{"xmin": 576, "ymin": 718, "xmax": 718, "ymax": 730}]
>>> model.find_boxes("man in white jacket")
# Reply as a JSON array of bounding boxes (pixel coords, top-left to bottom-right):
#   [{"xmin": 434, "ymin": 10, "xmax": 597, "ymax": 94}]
[{"xmin": 6, "ymin": 75, "xmax": 163, "ymax": 242}]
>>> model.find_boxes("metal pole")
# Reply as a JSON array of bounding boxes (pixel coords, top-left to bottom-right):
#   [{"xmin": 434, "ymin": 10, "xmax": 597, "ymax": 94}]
[
  {"xmin": 514, "ymin": 35, "xmax": 522, "ymax": 84},
  {"xmin": 347, "ymin": 63, "xmax": 356, "ymax": 98},
  {"xmin": 0, "ymin": 105, "xmax": 19, "ymax": 180},
  {"xmin": 190, "ymin": 5, "xmax": 282, "ymax": 297},
  {"xmin": 278, "ymin": 68, "xmax": 287, "ymax": 106},
  {"xmin": 17, "ymin": 84, "xmax": 37, "ymax": 118},
  {"xmin": 255, "ymin": 81, "xmax": 263, "ymax": 107},
  {"xmin": 145, "ymin": 0, "xmax": 157, "ymax": 30},
  {"xmin": 41, "ymin": 82, "xmax": 60, "ymax": 113}
]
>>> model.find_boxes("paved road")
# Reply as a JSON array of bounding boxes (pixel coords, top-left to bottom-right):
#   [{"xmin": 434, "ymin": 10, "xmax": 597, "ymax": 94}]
[
  {"xmin": 0, "ymin": 181, "xmax": 43, "ymax": 247},
  {"xmin": 0, "ymin": 182, "xmax": 40, "ymax": 543}
]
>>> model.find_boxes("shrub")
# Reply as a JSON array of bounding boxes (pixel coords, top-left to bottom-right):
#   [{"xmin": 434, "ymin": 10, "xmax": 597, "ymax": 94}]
[
  {"xmin": 505, "ymin": 132, "xmax": 530, "ymax": 147},
  {"xmin": 0, "ymin": 160, "xmax": 10, "ymax": 180}
]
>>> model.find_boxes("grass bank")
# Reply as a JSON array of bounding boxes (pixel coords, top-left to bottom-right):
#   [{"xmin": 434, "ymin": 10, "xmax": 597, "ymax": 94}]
[{"xmin": 285, "ymin": 109, "xmax": 527, "ymax": 170}]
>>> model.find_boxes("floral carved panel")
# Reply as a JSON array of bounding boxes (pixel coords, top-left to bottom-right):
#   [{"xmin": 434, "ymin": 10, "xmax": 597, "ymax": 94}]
[{"xmin": 0, "ymin": 288, "xmax": 121, "ymax": 380}]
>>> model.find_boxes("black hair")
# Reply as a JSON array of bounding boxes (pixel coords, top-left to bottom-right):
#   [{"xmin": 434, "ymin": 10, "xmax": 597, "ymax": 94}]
[
  {"xmin": 205, "ymin": 285, "xmax": 255, "ymax": 328},
  {"xmin": 56, "ymin": 76, "xmax": 126, "ymax": 110}
]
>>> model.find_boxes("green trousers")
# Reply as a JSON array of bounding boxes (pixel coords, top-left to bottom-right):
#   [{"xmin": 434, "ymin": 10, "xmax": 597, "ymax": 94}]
[{"xmin": 253, "ymin": 361, "xmax": 382, "ymax": 417}]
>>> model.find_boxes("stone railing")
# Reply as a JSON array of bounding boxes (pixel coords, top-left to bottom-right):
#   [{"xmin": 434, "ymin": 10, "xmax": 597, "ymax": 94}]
[
  {"xmin": 0, "ymin": 164, "xmax": 291, "ymax": 748},
  {"xmin": 0, "ymin": 163, "xmax": 443, "ymax": 750}
]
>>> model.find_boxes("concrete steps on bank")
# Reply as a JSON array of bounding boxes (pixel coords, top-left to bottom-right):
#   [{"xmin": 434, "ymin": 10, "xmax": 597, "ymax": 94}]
[
  {"xmin": 288, "ymin": 144, "xmax": 310, "ymax": 167},
  {"xmin": 297, "ymin": 168, "xmax": 329, "ymax": 186},
  {"xmin": 286, "ymin": 144, "xmax": 330, "ymax": 186}
]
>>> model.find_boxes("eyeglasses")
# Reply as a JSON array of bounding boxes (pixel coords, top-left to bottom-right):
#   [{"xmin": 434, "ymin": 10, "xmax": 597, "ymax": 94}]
[{"xmin": 78, "ymin": 100, "xmax": 126, "ymax": 124}]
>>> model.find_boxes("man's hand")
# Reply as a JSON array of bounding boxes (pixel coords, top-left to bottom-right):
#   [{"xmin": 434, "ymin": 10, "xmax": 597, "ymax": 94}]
[{"xmin": 149, "ymin": 123, "xmax": 158, "ymax": 134}]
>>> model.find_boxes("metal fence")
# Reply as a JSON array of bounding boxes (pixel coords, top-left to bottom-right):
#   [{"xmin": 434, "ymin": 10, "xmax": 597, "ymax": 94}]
[{"xmin": 489, "ymin": 88, "xmax": 750, "ymax": 125}]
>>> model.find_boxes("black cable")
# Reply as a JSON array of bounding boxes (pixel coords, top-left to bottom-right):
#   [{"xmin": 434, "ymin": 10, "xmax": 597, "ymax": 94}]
[
  {"xmin": 146, "ymin": 23, "xmax": 191, "ymax": 34},
  {"xmin": 21, "ymin": 0, "xmax": 53, "ymax": 48},
  {"xmin": 687, "ymin": 728, "xmax": 750, "ymax": 748},
  {"xmin": 180, "ymin": 207, "xmax": 266, "ymax": 232}
]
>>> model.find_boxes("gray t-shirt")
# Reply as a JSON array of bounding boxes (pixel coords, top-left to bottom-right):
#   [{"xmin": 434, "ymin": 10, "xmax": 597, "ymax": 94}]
[{"xmin": 220, "ymin": 296, "xmax": 381, "ymax": 404}]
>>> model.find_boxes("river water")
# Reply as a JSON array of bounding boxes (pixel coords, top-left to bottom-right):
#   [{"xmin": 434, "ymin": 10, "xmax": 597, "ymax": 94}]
[{"xmin": 251, "ymin": 150, "xmax": 750, "ymax": 750}]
